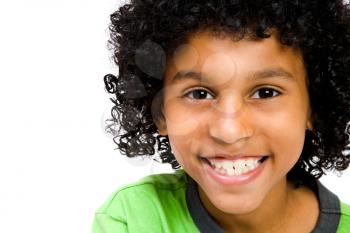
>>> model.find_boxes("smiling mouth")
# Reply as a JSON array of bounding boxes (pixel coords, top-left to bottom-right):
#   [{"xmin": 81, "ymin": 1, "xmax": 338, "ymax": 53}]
[{"xmin": 200, "ymin": 156, "xmax": 268, "ymax": 176}]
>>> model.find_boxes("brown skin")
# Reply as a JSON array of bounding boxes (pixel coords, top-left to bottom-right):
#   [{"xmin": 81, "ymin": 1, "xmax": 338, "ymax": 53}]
[{"xmin": 156, "ymin": 30, "xmax": 319, "ymax": 233}]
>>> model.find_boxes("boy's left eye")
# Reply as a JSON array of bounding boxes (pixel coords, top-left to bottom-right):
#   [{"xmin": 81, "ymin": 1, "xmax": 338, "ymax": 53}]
[{"xmin": 251, "ymin": 87, "xmax": 281, "ymax": 99}]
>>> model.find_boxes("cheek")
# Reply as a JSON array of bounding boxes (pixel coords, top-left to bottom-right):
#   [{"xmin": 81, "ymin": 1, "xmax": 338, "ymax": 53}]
[
  {"xmin": 164, "ymin": 98, "xmax": 209, "ymax": 136},
  {"xmin": 276, "ymin": 127, "xmax": 305, "ymax": 161},
  {"xmin": 163, "ymin": 96, "xmax": 211, "ymax": 170},
  {"xmin": 167, "ymin": 135, "xmax": 194, "ymax": 170},
  {"xmin": 259, "ymin": 94, "xmax": 307, "ymax": 148},
  {"xmin": 166, "ymin": 122, "xmax": 206, "ymax": 171},
  {"xmin": 263, "ymin": 110, "xmax": 307, "ymax": 171}
]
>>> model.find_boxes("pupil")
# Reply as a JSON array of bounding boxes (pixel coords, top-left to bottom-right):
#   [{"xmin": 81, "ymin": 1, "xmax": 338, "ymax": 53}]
[
  {"xmin": 259, "ymin": 89, "xmax": 273, "ymax": 98},
  {"xmin": 194, "ymin": 90, "xmax": 207, "ymax": 99}
]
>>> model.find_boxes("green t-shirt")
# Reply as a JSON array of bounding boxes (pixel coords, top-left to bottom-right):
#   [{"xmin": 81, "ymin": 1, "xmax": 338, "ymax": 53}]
[{"xmin": 92, "ymin": 170, "xmax": 350, "ymax": 233}]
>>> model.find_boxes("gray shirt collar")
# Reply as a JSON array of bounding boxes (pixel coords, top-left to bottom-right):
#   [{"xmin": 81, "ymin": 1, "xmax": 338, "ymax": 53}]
[{"xmin": 186, "ymin": 176, "xmax": 340, "ymax": 233}]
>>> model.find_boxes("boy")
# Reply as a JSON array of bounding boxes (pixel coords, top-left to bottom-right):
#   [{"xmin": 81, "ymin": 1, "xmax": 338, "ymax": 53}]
[{"xmin": 93, "ymin": 0, "xmax": 350, "ymax": 232}]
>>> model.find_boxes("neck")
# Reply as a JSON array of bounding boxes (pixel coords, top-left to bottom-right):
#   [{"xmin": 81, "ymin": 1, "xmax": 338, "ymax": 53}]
[{"xmin": 199, "ymin": 179, "xmax": 298, "ymax": 233}]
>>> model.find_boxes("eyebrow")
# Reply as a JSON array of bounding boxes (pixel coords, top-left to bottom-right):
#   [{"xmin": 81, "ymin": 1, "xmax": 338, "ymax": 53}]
[
  {"xmin": 248, "ymin": 68, "xmax": 295, "ymax": 81},
  {"xmin": 171, "ymin": 68, "xmax": 295, "ymax": 83},
  {"xmin": 171, "ymin": 70, "xmax": 207, "ymax": 83}
]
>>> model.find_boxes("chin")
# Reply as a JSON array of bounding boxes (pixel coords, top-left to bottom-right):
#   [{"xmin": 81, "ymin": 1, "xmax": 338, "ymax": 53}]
[{"xmin": 207, "ymin": 191, "xmax": 265, "ymax": 216}]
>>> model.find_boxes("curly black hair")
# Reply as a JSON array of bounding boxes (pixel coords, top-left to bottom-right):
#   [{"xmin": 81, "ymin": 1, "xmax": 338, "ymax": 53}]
[{"xmin": 103, "ymin": 0, "xmax": 350, "ymax": 182}]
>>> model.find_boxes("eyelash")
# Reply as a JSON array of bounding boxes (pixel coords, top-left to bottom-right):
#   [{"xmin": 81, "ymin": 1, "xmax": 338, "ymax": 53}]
[{"xmin": 184, "ymin": 87, "xmax": 281, "ymax": 100}]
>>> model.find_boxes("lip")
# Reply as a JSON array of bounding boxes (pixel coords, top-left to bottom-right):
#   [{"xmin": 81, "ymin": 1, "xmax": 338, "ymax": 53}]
[{"xmin": 201, "ymin": 156, "xmax": 268, "ymax": 185}]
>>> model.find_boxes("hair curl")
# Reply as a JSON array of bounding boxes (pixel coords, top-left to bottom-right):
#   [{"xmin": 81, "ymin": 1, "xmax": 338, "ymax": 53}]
[{"xmin": 104, "ymin": 0, "xmax": 350, "ymax": 181}]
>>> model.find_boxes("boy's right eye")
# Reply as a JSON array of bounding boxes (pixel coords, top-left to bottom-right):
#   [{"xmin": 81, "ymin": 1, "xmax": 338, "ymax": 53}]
[{"xmin": 184, "ymin": 88, "xmax": 214, "ymax": 100}]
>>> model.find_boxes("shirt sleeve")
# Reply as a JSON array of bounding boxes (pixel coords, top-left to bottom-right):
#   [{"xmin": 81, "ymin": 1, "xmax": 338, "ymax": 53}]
[{"xmin": 92, "ymin": 213, "xmax": 127, "ymax": 233}]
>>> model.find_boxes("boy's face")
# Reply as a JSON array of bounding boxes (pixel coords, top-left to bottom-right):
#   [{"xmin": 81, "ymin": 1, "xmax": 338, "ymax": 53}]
[{"xmin": 157, "ymin": 30, "xmax": 312, "ymax": 215}]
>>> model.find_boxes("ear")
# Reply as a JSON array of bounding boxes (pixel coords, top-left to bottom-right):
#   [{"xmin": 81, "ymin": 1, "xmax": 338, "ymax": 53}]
[
  {"xmin": 306, "ymin": 120, "xmax": 313, "ymax": 130},
  {"xmin": 306, "ymin": 108, "xmax": 313, "ymax": 130},
  {"xmin": 151, "ymin": 90, "xmax": 168, "ymax": 136},
  {"xmin": 155, "ymin": 117, "xmax": 168, "ymax": 136}
]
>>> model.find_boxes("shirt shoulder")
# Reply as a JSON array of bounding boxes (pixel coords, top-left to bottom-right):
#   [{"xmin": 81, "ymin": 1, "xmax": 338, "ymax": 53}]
[
  {"xmin": 337, "ymin": 201, "xmax": 350, "ymax": 233},
  {"xmin": 93, "ymin": 170, "xmax": 199, "ymax": 233},
  {"xmin": 96, "ymin": 169, "xmax": 187, "ymax": 214}
]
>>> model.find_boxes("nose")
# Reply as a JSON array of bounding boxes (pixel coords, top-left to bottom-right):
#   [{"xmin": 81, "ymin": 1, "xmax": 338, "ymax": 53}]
[{"xmin": 208, "ymin": 96, "xmax": 253, "ymax": 145}]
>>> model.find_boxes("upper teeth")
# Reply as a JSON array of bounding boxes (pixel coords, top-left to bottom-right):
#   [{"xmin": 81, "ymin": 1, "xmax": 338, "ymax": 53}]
[{"xmin": 209, "ymin": 158, "xmax": 261, "ymax": 176}]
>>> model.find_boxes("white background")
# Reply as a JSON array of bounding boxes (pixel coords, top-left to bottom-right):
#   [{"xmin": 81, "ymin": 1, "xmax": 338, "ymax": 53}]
[{"xmin": 0, "ymin": 1, "xmax": 349, "ymax": 233}]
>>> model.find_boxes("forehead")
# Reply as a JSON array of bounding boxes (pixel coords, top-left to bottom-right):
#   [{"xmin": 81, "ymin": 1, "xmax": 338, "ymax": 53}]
[{"xmin": 165, "ymin": 30, "xmax": 306, "ymax": 85}]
